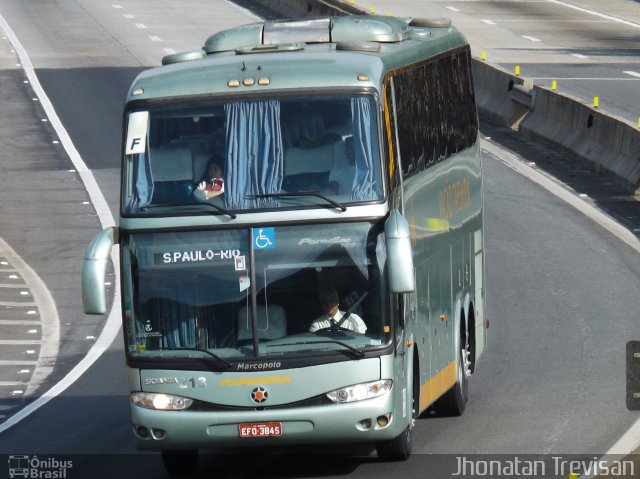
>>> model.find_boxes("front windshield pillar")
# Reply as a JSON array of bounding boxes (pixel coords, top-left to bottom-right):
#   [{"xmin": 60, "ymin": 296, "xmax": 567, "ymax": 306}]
[{"xmin": 248, "ymin": 228, "xmax": 260, "ymax": 355}]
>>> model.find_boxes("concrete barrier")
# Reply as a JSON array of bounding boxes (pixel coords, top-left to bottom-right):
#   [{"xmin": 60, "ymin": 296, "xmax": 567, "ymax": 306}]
[
  {"xmin": 519, "ymin": 87, "xmax": 640, "ymax": 194},
  {"xmin": 471, "ymin": 60, "xmax": 640, "ymax": 194},
  {"xmin": 471, "ymin": 60, "xmax": 534, "ymax": 130},
  {"xmin": 249, "ymin": 0, "xmax": 640, "ymax": 195}
]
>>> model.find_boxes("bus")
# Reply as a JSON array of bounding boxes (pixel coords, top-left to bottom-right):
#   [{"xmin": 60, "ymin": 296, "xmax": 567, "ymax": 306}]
[{"xmin": 82, "ymin": 14, "xmax": 486, "ymax": 474}]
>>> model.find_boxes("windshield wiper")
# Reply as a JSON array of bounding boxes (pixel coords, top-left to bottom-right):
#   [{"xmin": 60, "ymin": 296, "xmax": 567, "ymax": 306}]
[
  {"xmin": 248, "ymin": 192, "xmax": 346, "ymax": 212},
  {"xmin": 196, "ymin": 202, "xmax": 237, "ymax": 219},
  {"xmin": 164, "ymin": 347, "xmax": 233, "ymax": 369},
  {"xmin": 266, "ymin": 340, "xmax": 365, "ymax": 358},
  {"xmin": 142, "ymin": 202, "xmax": 236, "ymax": 219}
]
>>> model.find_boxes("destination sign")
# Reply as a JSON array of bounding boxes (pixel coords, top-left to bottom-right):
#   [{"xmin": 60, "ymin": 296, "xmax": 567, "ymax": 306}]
[{"xmin": 154, "ymin": 249, "xmax": 241, "ymax": 265}]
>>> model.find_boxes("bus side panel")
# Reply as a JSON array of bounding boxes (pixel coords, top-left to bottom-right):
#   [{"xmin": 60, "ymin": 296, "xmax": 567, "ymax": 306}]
[{"xmin": 385, "ymin": 44, "xmax": 483, "ymax": 408}]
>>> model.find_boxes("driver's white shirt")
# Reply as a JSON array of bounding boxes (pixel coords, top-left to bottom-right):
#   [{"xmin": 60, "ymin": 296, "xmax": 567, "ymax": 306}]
[{"xmin": 310, "ymin": 310, "xmax": 367, "ymax": 334}]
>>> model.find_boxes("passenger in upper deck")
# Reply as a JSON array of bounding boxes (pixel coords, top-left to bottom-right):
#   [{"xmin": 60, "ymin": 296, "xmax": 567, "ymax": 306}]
[
  {"xmin": 310, "ymin": 286, "xmax": 367, "ymax": 334},
  {"xmin": 194, "ymin": 157, "xmax": 225, "ymax": 201}
]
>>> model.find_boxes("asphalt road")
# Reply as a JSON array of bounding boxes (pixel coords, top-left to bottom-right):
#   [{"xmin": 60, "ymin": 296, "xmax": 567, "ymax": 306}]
[{"xmin": 0, "ymin": 1, "xmax": 638, "ymax": 478}]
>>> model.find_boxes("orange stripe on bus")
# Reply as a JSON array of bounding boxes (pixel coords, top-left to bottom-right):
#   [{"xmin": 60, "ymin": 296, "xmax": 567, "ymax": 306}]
[
  {"xmin": 419, "ymin": 361, "xmax": 457, "ymax": 412},
  {"xmin": 382, "ymin": 81, "xmax": 395, "ymax": 181}
]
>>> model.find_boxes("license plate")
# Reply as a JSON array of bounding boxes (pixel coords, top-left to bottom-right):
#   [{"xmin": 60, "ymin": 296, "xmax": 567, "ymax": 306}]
[{"xmin": 238, "ymin": 422, "xmax": 282, "ymax": 438}]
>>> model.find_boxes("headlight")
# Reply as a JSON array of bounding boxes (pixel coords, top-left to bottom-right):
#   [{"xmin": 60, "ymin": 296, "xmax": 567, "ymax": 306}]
[
  {"xmin": 131, "ymin": 392, "xmax": 194, "ymax": 411},
  {"xmin": 326, "ymin": 379, "xmax": 392, "ymax": 403}
]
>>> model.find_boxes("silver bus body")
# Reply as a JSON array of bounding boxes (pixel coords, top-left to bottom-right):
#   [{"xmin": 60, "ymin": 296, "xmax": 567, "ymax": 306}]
[{"xmin": 83, "ymin": 14, "xmax": 486, "ymax": 467}]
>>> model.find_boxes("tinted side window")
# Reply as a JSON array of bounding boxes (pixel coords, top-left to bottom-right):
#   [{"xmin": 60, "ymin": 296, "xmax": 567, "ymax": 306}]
[{"xmin": 393, "ymin": 47, "xmax": 478, "ymax": 179}]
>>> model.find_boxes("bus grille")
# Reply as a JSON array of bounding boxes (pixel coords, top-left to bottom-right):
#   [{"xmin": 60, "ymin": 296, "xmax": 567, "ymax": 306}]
[{"xmin": 189, "ymin": 394, "xmax": 333, "ymax": 411}]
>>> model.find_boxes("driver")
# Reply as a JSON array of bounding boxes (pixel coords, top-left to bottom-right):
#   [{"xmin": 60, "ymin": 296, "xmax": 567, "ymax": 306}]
[{"xmin": 309, "ymin": 287, "xmax": 367, "ymax": 334}]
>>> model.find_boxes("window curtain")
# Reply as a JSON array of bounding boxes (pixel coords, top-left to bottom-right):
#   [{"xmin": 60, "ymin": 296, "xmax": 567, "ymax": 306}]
[
  {"xmin": 157, "ymin": 298, "xmax": 197, "ymax": 349},
  {"xmin": 128, "ymin": 151, "xmax": 154, "ymax": 213},
  {"xmin": 351, "ymin": 98, "xmax": 380, "ymax": 200},
  {"xmin": 224, "ymin": 100, "xmax": 284, "ymax": 209}
]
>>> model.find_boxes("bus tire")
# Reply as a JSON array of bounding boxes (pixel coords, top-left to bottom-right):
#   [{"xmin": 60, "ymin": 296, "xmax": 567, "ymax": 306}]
[
  {"xmin": 375, "ymin": 424, "xmax": 413, "ymax": 461},
  {"xmin": 435, "ymin": 330, "xmax": 469, "ymax": 416},
  {"xmin": 161, "ymin": 449, "xmax": 199, "ymax": 476}
]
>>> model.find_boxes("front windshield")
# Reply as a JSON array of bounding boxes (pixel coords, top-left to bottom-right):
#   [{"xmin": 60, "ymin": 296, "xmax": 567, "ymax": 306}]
[
  {"xmin": 122, "ymin": 222, "xmax": 391, "ymax": 364},
  {"xmin": 122, "ymin": 94, "xmax": 383, "ymax": 215}
]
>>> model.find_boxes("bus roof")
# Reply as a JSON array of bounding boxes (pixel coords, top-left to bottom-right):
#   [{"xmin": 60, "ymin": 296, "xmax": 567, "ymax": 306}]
[{"xmin": 127, "ymin": 15, "xmax": 469, "ymax": 103}]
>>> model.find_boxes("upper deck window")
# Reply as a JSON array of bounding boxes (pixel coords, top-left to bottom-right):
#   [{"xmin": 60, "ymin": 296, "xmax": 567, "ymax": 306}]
[{"xmin": 122, "ymin": 95, "xmax": 383, "ymax": 216}]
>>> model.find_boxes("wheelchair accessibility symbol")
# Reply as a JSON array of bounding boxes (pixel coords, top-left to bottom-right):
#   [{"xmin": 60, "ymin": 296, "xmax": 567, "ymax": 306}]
[{"xmin": 253, "ymin": 227, "xmax": 275, "ymax": 250}]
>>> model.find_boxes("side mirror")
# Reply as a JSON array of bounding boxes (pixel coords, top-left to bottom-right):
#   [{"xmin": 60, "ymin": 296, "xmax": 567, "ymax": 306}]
[
  {"xmin": 384, "ymin": 210, "xmax": 415, "ymax": 293},
  {"xmin": 82, "ymin": 227, "xmax": 118, "ymax": 314}
]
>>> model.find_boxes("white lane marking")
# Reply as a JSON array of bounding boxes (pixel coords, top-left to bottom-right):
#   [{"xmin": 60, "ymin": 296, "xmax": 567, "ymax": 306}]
[
  {"xmin": 548, "ymin": 0, "xmax": 640, "ymax": 30},
  {"xmin": 111, "ymin": 5, "xmax": 122, "ymax": 9},
  {"xmin": 0, "ymin": 19, "xmax": 114, "ymax": 227},
  {"xmin": 163, "ymin": 48, "xmax": 176, "ymax": 55},
  {"xmin": 123, "ymin": 14, "xmax": 133, "ymax": 19},
  {"xmin": 134, "ymin": 23, "xmax": 146, "ymax": 29},
  {"xmin": 522, "ymin": 35, "xmax": 541, "ymax": 42},
  {"xmin": 0, "ymin": 301, "xmax": 36, "ymax": 307},
  {"xmin": 623, "ymin": 71, "xmax": 640, "ymax": 78},
  {"xmin": 0, "ymin": 12, "xmax": 121, "ymax": 433},
  {"xmin": 446, "ymin": 6, "xmax": 460, "ymax": 12},
  {"xmin": 481, "ymin": 19, "xmax": 496, "ymax": 25},
  {"xmin": 570, "ymin": 53, "xmax": 589, "ymax": 59},
  {"xmin": 0, "ymin": 340, "xmax": 40, "ymax": 345},
  {"xmin": 149, "ymin": 36, "xmax": 162, "ymax": 42},
  {"xmin": 581, "ymin": 430, "xmax": 640, "ymax": 479}
]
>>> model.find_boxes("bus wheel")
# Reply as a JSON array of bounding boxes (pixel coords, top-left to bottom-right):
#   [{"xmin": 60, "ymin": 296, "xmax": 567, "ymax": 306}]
[
  {"xmin": 375, "ymin": 424, "xmax": 413, "ymax": 461},
  {"xmin": 161, "ymin": 449, "xmax": 198, "ymax": 476},
  {"xmin": 435, "ymin": 334, "xmax": 470, "ymax": 416}
]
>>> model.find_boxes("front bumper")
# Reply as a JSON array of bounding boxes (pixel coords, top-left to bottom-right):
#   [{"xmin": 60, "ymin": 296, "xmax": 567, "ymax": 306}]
[{"xmin": 132, "ymin": 391, "xmax": 405, "ymax": 450}]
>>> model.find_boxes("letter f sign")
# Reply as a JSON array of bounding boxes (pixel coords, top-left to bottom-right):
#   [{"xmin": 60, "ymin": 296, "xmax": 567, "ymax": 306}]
[
  {"xmin": 126, "ymin": 136, "xmax": 145, "ymax": 155},
  {"xmin": 125, "ymin": 111, "xmax": 149, "ymax": 155}
]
